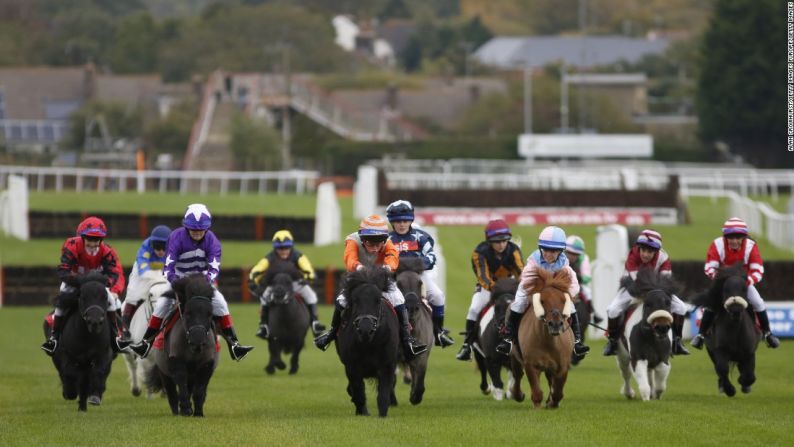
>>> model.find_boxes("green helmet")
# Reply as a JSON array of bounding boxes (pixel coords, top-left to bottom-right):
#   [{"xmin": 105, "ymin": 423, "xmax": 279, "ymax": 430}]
[{"xmin": 565, "ymin": 235, "xmax": 585, "ymax": 255}]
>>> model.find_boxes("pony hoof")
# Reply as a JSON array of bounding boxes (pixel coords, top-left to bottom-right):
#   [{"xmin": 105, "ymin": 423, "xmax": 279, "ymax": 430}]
[
  {"xmin": 513, "ymin": 392, "xmax": 525, "ymax": 402},
  {"xmin": 132, "ymin": 387, "xmax": 141, "ymax": 397},
  {"xmin": 492, "ymin": 388, "xmax": 504, "ymax": 401},
  {"xmin": 87, "ymin": 395, "xmax": 101, "ymax": 406},
  {"xmin": 355, "ymin": 408, "xmax": 370, "ymax": 416},
  {"xmin": 481, "ymin": 384, "xmax": 492, "ymax": 395},
  {"xmin": 180, "ymin": 408, "xmax": 193, "ymax": 416},
  {"xmin": 289, "ymin": 366, "xmax": 298, "ymax": 375},
  {"xmin": 265, "ymin": 365, "xmax": 276, "ymax": 375},
  {"xmin": 403, "ymin": 376, "xmax": 412, "ymax": 385},
  {"xmin": 274, "ymin": 360, "xmax": 287, "ymax": 370},
  {"xmin": 193, "ymin": 412, "xmax": 204, "ymax": 417},
  {"xmin": 741, "ymin": 386, "xmax": 752, "ymax": 394}
]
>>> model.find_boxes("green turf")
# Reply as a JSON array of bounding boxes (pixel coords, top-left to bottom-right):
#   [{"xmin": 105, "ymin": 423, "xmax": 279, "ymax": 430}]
[{"xmin": 0, "ymin": 305, "xmax": 791, "ymax": 446}]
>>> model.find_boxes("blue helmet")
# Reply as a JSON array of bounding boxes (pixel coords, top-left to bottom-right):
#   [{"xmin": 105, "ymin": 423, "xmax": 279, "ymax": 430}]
[
  {"xmin": 150, "ymin": 225, "xmax": 171, "ymax": 242},
  {"xmin": 182, "ymin": 203, "xmax": 212, "ymax": 230},
  {"xmin": 538, "ymin": 226, "xmax": 567, "ymax": 250},
  {"xmin": 386, "ymin": 200, "xmax": 415, "ymax": 222}
]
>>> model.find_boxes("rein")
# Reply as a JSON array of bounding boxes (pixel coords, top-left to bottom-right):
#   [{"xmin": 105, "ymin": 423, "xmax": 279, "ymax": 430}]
[{"xmin": 81, "ymin": 304, "xmax": 105, "ymax": 319}]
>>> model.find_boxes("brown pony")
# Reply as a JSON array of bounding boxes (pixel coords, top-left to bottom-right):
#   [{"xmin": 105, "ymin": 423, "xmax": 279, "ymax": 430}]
[{"xmin": 509, "ymin": 268, "xmax": 575, "ymax": 409}]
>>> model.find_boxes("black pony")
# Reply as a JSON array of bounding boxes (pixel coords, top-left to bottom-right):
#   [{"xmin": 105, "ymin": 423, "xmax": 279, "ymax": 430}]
[
  {"xmin": 261, "ymin": 260, "xmax": 310, "ymax": 375},
  {"xmin": 395, "ymin": 257, "xmax": 434, "ymax": 405},
  {"xmin": 616, "ymin": 268, "xmax": 676, "ymax": 401},
  {"xmin": 335, "ymin": 267, "xmax": 399, "ymax": 417},
  {"xmin": 47, "ymin": 272, "xmax": 114, "ymax": 411},
  {"xmin": 474, "ymin": 277, "xmax": 518, "ymax": 401},
  {"xmin": 690, "ymin": 265, "xmax": 761, "ymax": 397},
  {"xmin": 147, "ymin": 274, "xmax": 219, "ymax": 416}
]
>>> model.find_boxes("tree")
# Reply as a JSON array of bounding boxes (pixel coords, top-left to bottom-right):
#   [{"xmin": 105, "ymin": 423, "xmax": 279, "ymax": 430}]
[
  {"xmin": 108, "ymin": 12, "xmax": 161, "ymax": 73},
  {"xmin": 696, "ymin": 0, "xmax": 788, "ymax": 167},
  {"xmin": 229, "ymin": 112, "xmax": 281, "ymax": 170}
]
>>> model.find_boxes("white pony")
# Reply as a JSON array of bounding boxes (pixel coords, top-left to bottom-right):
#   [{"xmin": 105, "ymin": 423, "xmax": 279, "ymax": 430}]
[
  {"xmin": 123, "ymin": 276, "xmax": 169, "ymax": 398},
  {"xmin": 616, "ymin": 270, "xmax": 676, "ymax": 401}
]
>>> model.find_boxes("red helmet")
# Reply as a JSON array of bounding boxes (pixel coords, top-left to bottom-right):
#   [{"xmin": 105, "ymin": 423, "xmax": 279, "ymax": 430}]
[{"xmin": 76, "ymin": 216, "xmax": 107, "ymax": 238}]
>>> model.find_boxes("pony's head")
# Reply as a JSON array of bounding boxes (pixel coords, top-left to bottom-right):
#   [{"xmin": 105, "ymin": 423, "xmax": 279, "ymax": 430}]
[
  {"xmin": 78, "ymin": 272, "xmax": 109, "ymax": 335},
  {"xmin": 344, "ymin": 267, "xmax": 389, "ymax": 343},
  {"xmin": 396, "ymin": 258, "xmax": 425, "ymax": 318},
  {"xmin": 179, "ymin": 276, "xmax": 215, "ymax": 353},
  {"xmin": 263, "ymin": 261, "xmax": 303, "ymax": 305},
  {"xmin": 528, "ymin": 269, "xmax": 575, "ymax": 336},
  {"xmin": 716, "ymin": 265, "xmax": 749, "ymax": 321},
  {"xmin": 621, "ymin": 268, "xmax": 676, "ymax": 337}
]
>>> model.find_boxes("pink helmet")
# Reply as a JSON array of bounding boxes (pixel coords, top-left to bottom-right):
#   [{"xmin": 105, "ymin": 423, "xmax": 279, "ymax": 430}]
[{"xmin": 722, "ymin": 217, "xmax": 749, "ymax": 236}]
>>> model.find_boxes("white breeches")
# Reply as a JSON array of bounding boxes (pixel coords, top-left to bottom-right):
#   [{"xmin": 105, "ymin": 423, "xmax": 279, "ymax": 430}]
[
  {"xmin": 746, "ymin": 285, "xmax": 765, "ymax": 312},
  {"xmin": 336, "ymin": 281, "xmax": 404, "ymax": 308},
  {"xmin": 261, "ymin": 281, "xmax": 317, "ymax": 306},
  {"xmin": 152, "ymin": 284, "xmax": 229, "ymax": 318},
  {"xmin": 55, "ymin": 282, "xmax": 120, "ymax": 315},
  {"xmin": 466, "ymin": 288, "xmax": 492, "ymax": 321},
  {"xmin": 422, "ymin": 271, "xmax": 445, "ymax": 307},
  {"xmin": 606, "ymin": 288, "xmax": 687, "ymax": 319}
]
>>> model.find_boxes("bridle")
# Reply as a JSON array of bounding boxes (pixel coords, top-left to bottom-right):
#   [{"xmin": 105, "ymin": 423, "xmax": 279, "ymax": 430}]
[
  {"xmin": 352, "ymin": 295, "xmax": 383, "ymax": 339},
  {"xmin": 181, "ymin": 295, "xmax": 213, "ymax": 340}
]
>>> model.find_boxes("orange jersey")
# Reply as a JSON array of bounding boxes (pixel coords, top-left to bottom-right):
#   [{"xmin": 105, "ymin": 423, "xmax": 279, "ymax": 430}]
[{"xmin": 344, "ymin": 232, "xmax": 399, "ymax": 272}]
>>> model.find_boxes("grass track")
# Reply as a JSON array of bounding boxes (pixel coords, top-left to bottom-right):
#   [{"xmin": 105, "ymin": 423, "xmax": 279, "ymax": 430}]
[{"xmin": 0, "ymin": 305, "xmax": 791, "ymax": 446}]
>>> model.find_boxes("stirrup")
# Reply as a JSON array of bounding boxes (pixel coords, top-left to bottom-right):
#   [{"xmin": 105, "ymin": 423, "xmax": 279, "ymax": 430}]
[
  {"xmin": 435, "ymin": 330, "xmax": 455, "ymax": 348},
  {"xmin": 690, "ymin": 334, "xmax": 705, "ymax": 350},
  {"xmin": 129, "ymin": 340, "xmax": 152, "ymax": 358},
  {"xmin": 41, "ymin": 338, "xmax": 58, "ymax": 355},
  {"xmin": 456, "ymin": 343, "xmax": 472, "ymax": 361},
  {"xmin": 765, "ymin": 332, "xmax": 781, "ymax": 349},
  {"xmin": 573, "ymin": 341, "xmax": 590, "ymax": 356},
  {"xmin": 311, "ymin": 320, "xmax": 326, "ymax": 336},
  {"xmin": 495, "ymin": 339, "xmax": 512, "ymax": 356},
  {"xmin": 602, "ymin": 338, "xmax": 619, "ymax": 356},
  {"xmin": 256, "ymin": 324, "xmax": 270, "ymax": 340},
  {"xmin": 314, "ymin": 331, "xmax": 334, "ymax": 351},
  {"xmin": 230, "ymin": 342, "xmax": 254, "ymax": 361},
  {"xmin": 406, "ymin": 339, "xmax": 428, "ymax": 356}
]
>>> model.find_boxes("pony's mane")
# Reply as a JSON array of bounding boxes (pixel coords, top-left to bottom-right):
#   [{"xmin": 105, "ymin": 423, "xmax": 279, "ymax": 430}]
[
  {"xmin": 343, "ymin": 267, "xmax": 389, "ymax": 297},
  {"xmin": 396, "ymin": 257, "xmax": 424, "ymax": 275},
  {"xmin": 691, "ymin": 264, "xmax": 746, "ymax": 309},
  {"xmin": 79, "ymin": 271, "xmax": 108, "ymax": 286},
  {"xmin": 529, "ymin": 268, "xmax": 572, "ymax": 295},
  {"xmin": 171, "ymin": 274, "xmax": 213, "ymax": 302},
  {"xmin": 620, "ymin": 267, "xmax": 678, "ymax": 299},
  {"xmin": 263, "ymin": 260, "xmax": 303, "ymax": 285},
  {"xmin": 492, "ymin": 277, "xmax": 519, "ymax": 298}
]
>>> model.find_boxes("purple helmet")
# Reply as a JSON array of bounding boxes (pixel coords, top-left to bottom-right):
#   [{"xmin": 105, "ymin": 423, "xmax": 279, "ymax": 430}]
[{"xmin": 182, "ymin": 203, "xmax": 212, "ymax": 230}]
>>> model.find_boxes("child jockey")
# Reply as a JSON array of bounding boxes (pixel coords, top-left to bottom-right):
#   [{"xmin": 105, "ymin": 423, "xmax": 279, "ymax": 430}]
[
  {"xmin": 456, "ymin": 219, "xmax": 524, "ymax": 361},
  {"xmin": 41, "ymin": 217, "xmax": 129, "ymax": 355},
  {"xmin": 691, "ymin": 217, "xmax": 780, "ymax": 349},
  {"xmin": 496, "ymin": 226, "xmax": 590, "ymax": 357},
  {"xmin": 386, "ymin": 200, "xmax": 454, "ymax": 348},
  {"xmin": 313, "ymin": 215, "xmax": 428, "ymax": 357},
  {"xmin": 602, "ymin": 230, "xmax": 690, "ymax": 356},
  {"xmin": 249, "ymin": 229, "xmax": 325, "ymax": 339},
  {"xmin": 120, "ymin": 225, "xmax": 171, "ymax": 339},
  {"xmin": 128, "ymin": 204, "xmax": 254, "ymax": 361}
]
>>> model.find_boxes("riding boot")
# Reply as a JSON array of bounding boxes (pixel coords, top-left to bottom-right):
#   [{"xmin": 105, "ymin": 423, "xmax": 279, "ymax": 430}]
[
  {"xmin": 220, "ymin": 326, "xmax": 254, "ymax": 361},
  {"xmin": 455, "ymin": 319, "xmax": 477, "ymax": 361},
  {"xmin": 307, "ymin": 303, "xmax": 326, "ymax": 336},
  {"xmin": 107, "ymin": 311, "xmax": 131, "ymax": 352},
  {"xmin": 570, "ymin": 312, "xmax": 590, "ymax": 356},
  {"xmin": 314, "ymin": 303, "xmax": 343, "ymax": 351},
  {"xmin": 671, "ymin": 314, "xmax": 690, "ymax": 355},
  {"xmin": 602, "ymin": 317, "xmax": 621, "ymax": 356},
  {"xmin": 690, "ymin": 308, "xmax": 715, "ymax": 350},
  {"xmin": 121, "ymin": 303, "xmax": 138, "ymax": 340},
  {"xmin": 496, "ymin": 310, "xmax": 523, "ymax": 356},
  {"xmin": 397, "ymin": 304, "xmax": 428, "ymax": 358},
  {"xmin": 432, "ymin": 314, "xmax": 455, "ymax": 348},
  {"xmin": 756, "ymin": 310, "xmax": 781, "ymax": 348},
  {"xmin": 256, "ymin": 305, "xmax": 270, "ymax": 340},
  {"xmin": 41, "ymin": 314, "xmax": 63, "ymax": 355},
  {"xmin": 128, "ymin": 317, "xmax": 163, "ymax": 358}
]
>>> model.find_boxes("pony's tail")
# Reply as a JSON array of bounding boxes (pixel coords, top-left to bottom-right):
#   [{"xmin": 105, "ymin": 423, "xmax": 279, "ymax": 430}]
[{"xmin": 145, "ymin": 365, "xmax": 164, "ymax": 394}]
